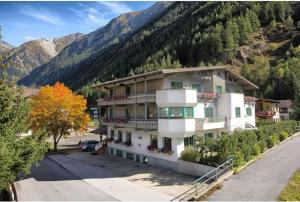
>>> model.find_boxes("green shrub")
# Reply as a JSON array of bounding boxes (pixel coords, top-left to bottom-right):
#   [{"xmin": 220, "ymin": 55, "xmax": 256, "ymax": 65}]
[
  {"xmin": 252, "ymin": 143, "xmax": 261, "ymax": 156},
  {"xmin": 279, "ymin": 131, "xmax": 289, "ymax": 141},
  {"xmin": 181, "ymin": 147, "xmax": 198, "ymax": 162},
  {"xmin": 233, "ymin": 151, "xmax": 244, "ymax": 167},
  {"xmin": 267, "ymin": 134, "xmax": 279, "ymax": 148}
]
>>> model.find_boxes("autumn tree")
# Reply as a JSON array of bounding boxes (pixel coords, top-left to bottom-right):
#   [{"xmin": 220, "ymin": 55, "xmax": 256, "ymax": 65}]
[{"xmin": 30, "ymin": 82, "xmax": 90, "ymax": 151}]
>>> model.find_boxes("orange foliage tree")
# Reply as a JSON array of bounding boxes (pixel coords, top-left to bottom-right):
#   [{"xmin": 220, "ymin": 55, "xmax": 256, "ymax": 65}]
[{"xmin": 30, "ymin": 82, "xmax": 90, "ymax": 151}]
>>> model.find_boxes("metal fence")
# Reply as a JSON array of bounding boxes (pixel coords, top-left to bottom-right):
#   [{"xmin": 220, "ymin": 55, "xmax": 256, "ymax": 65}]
[{"xmin": 171, "ymin": 156, "xmax": 234, "ymax": 201}]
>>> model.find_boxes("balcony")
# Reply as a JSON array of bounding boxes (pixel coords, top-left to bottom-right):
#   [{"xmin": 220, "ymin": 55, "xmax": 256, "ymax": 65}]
[
  {"xmin": 156, "ymin": 89, "xmax": 197, "ymax": 107},
  {"xmin": 97, "ymin": 93, "xmax": 156, "ymax": 106},
  {"xmin": 100, "ymin": 117, "xmax": 157, "ymax": 130},
  {"xmin": 195, "ymin": 117, "xmax": 226, "ymax": 130},
  {"xmin": 158, "ymin": 119, "xmax": 195, "ymax": 138}
]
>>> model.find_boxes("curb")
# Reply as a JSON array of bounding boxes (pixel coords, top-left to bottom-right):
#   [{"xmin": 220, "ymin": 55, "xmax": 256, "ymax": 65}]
[{"xmin": 237, "ymin": 132, "xmax": 300, "ymax": 172}]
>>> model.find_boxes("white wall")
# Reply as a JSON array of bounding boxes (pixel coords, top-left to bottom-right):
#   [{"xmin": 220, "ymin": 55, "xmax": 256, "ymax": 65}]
[
  {"xmin": 158, "ymin": 119, "xmax": 195, "ymax": 138},
  {"xmin": 107, "ymin": 126, "xmax": 183, "ymax": 162},
  {"xmin": 244, "ymin": 102, "xmax": 256, "ymax": 127},
  {"xmin": 156, "ymin": 89, "xmax": 197, "ymax": 107},
  {"xmin": 218, "ymin": 93, "xmax": 246, "ymax": 132}
]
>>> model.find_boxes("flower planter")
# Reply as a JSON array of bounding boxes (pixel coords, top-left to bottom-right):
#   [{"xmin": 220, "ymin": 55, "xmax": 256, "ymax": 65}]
[
  {"xmin": 160, "ymin": 147, "xmax": 174, "ymax": 155},
  {"xmin": 124, "ymin": 141, "xmax": 132, "ymax": 146},
  {"xmin": 147, "ymin": 145, "xmax": 157, "ymax": 151},
  {"xmin": 115, "ymin": 139, "xmax": 122, "ymax": 144}
]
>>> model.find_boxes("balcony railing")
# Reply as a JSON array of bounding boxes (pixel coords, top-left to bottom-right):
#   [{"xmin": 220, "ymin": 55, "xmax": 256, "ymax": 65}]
[
  {"xmin": 195, "ymin": 117, "xmax": 226, "ymax": 130},
  {"xmin": 97, "ymin": 93, "xmax": 156, "ymax": 106},
  {"xmin": 100, "ymin": 117, "xmax": 157, "ymax": 130}
]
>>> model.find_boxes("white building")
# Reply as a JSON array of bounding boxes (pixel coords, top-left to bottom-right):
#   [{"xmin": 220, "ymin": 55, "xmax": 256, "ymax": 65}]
[{"xmin": 93, "ymin": 66, "xmax": 258, "ymax": 170}]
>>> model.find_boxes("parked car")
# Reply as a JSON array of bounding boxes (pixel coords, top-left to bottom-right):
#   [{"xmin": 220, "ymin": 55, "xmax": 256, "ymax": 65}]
[
  {"xmin": 80, "ymin": 140, "xmax": 100, "ymax": 152},
  {"xmin": 94, "ymin": 142, "xmax": 103, "ymax": 151}
]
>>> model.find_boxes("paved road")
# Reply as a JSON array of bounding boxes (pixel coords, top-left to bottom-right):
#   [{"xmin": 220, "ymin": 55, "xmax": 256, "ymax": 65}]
[
  {"xmin": 208, "ymin": 134, "xmax": 300, "ymax": 201},
  {"xmin": 14, "ymin": 157, "xmax": 117, "ymax": 201}
]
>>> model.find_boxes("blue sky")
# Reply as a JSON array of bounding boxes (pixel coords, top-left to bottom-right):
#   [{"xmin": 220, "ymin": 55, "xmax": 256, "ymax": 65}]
[{"xmin": 0, "ymin": 1, "xmax": 154, "ymax": 46}]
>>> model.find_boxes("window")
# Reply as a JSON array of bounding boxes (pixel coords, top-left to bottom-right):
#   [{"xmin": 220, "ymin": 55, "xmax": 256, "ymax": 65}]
[
  {"xmin": 169, "ymin": 107, "xmax": 184, "ymax": 118},
  {"xmin": 159, "ymin": 107, "xmax": 194, "ymax": 119},
  {"xmin": 246, "ymin": 108, "xmax": 252, "ymax": 116},
  {"xmin": 110, "ymin": 89, "xmax": 114, "ymax": 97},
  {"xmin": 109, "ymin": 108, "xmax": 113, "ymax": 118},
  {"xmin": 216, "ymin": 85, "xmax": 223, "ymax": 94},
  {"xmin": 125, "ymin": 86, "xmax": 131, "ymax": 96},
  {"xmin": 116, "ymin": 150, "xmax": 123, "ymax": 157},
  {"xmin": 125, "ymin": 108, "xmax": 130, "ymax": 119},
  {"xmin": 171, "ymin": 81, "xmax": 183, "ymax": 89},
  {"xmin": 184, "ymin": 108, "xmax": 194, "ymax": 118},
  {"xmin": 235, "ymin": 107, "xmax": 241, "ymax": 118},
  {"xmin": 205, "ymin": 107, "xmax": 213, "ymax": 118},
  {"xmin": 110, "ymin": 130, "xmax": 115, "ymax": 138},
  {"xmin": 118, "ymin": 131, "xmax": 123, "ymax": 141},
  {"xmin": 126, "ymin": 132, "xmax": 131, "ymax": 143},
  {"xmin": 150, "ymin": 134, "xmax": 158, "ymax": 147},
  {"xmin": 184, "ymin": 136, "xmax": 194, "ymax": 147},
  {"xmin": 205, "ymin": 133, "xmax": 214, "ymax": 140},
  {"xmin": 163, "ymin": 137, "xmax": 172, "ymax": 150},
  {"xmin": 159, "ymin": 108, "xmax": 169, "ymax": 118},
  {"xmin": 192, "ymin": 83, "xmax": 202, "ymax": 92},
  {"xmin": 126, "ymin": 152, "xmax": 134, "ymax": 160}
]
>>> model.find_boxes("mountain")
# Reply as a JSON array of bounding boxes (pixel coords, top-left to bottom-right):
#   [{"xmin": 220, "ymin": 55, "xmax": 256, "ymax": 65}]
[
  {"xmin": 19, "ymin": 2, "xmax": 172, "ymax": 86},
  {"xmin": 0, "ymin": 41, "xmax": 13, "ymax": 54},
  {"xmin": 4, "ymin": 33, "xmax": 83, "ymax": 80},
  {"xmin": 20, "ymin": 2, "xmax": 300, "ymax": 104}
]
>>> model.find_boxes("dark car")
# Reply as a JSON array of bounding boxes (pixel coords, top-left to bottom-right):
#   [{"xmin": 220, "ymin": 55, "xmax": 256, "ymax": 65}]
[{"xmin": 80, "ymin": 140, "xmax": 100, "ymax": 152}]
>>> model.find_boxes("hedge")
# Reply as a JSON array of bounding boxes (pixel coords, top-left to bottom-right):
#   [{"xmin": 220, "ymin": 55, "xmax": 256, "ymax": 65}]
[{"xmin": 181, "ymin": 120, "xmax": 300, "ymax": 168}]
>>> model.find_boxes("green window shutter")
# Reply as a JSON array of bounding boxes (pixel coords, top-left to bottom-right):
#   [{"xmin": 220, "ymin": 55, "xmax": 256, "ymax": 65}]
[
  {"xmin": 235, "ymin": 107, "xmax": 241, "ymax": 118},
  {"xmin": 192, "ymin": 83, "xmax": 201, "ymax": 92},
  {"xmin": 216, "ymin": 85, "xmax": 223, "ymax": 94},
  {"xmin": 246, "ymin": 108, "xmax": 252, "ymax": 116},
  {"xmin": 205, "ymin": 107, "xmax": 213, "ymax": 117}
]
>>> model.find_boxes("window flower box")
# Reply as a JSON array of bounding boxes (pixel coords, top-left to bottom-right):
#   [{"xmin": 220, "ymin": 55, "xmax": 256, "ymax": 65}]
[
  {"xmin": 199, "ymin": 93, "xmax": 217, "ymax": 100},
  {"xmin": 160, "ymin": 147, "xmax": 174, "ymax": 155},
  {"xmin": 124, "ymin": 141, "xmax": 132, "ymax": 146},
  {"xmin": 107, "ymin": 137, "xmax": 114, "ymax": 143},
  {"xmin": 115, "ymin": 139, "xmax": 122, "ymax": 144},
  {"xmin": 147, "ymin": 145, "xmax": 157, "ymax": 151}
]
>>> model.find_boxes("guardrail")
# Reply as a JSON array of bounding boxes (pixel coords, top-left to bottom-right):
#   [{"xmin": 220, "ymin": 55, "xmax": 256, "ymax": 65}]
[
  {"xmin": 196, "ymin": 117, "xmax": 226, "ymax": 123},
  {"xmin": 171, "ymin": 156, "xmax": 234, "ymax": 201}
]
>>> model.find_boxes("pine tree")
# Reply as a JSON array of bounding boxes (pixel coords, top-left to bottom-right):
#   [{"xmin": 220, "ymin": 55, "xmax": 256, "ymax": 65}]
[{"xmin": 224, "ymin": 21, "xmax": 236, "ymax": 49}]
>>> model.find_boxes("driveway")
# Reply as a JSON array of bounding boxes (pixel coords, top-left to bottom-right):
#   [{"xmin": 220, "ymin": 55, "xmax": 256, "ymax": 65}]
[
  {"xmin": 208, "ymin": 134, "xmax": 300, "ymax": 201},
  {"xmin": 15, "ymin": 151, "xmax": 195, "ymax": 201},
  {"xmin": 14, "ymin": 157, "xmax": 117, "ymax": 201},
  {"xmin": 49, "ymin": 152, "xmax": 196, "ymax": 200}
]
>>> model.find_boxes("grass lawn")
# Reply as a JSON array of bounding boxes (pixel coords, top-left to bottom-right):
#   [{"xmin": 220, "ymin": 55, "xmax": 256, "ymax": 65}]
[{"xmin": 278, "ymin": 169, "xmax": 300, "ymax": 201}]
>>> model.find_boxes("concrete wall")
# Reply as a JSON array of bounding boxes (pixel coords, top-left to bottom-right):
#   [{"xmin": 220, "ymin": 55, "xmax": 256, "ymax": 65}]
[{"xmin": 177, "ymin": 160, "xmax": 216, "ymax": 177}]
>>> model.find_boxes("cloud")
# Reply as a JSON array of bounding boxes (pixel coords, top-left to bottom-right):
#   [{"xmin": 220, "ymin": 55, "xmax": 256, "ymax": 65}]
[
  {"xmin": 69, "ymin": 3, "xmax": 110, "ymax": 28},
  {"xmin": 21, "ymin": 6, "xmax": 64, "ymax": 26},
  {"xmin": 97, "ymin": 2, "xmax": 132, "ymax": 15}
]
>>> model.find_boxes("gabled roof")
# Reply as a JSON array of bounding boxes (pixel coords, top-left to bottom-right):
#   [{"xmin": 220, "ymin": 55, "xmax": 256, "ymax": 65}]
[
  {"xmin": 21, "ymin": 87, "xmax": 39, "ymax": 98},
  {"xmin": 92, "ymin": 66, "xmax": 259, "ymax": 90}
]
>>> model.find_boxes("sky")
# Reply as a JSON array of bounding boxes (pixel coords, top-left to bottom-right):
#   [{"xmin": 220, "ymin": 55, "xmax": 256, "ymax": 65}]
[{"xmin": 0, "ymin": 1, "xmax": 154, "ymax": 46}]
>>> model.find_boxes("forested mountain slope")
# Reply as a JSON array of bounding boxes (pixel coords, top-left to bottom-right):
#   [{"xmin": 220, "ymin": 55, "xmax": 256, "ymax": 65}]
[
  {"xmin": 22, "ymin": 2, "xmax": 300, "ymax": 103},
  {"xmin": 19, "ymin": 2, "xmax": 172, "ymax": 86}
]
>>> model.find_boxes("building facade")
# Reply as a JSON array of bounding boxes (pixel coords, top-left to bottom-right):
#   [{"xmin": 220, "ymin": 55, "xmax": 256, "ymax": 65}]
[
  {"xmin": 93, "ymin": 67, "xmax": 258, "ymax": 170},
  {"xmin": 255, "ymin": 99, "xmax": 281, "ymax": 122}
]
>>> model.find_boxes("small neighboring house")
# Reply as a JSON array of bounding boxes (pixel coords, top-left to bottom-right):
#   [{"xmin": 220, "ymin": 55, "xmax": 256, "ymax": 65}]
[
  {"xmin": 279, "ymin": 100, "xmax": 293, "ymax": 120},
  {"xmin": 92, "ymin": 66, "xmax": 258, "ymax": 170},
  {"xmin": 21, "ymin": 87, "xmax": 39, "ymax": 99},
  {"xmin": 18, "ymin": 87, "xmax": 39, "ymax": 137},
  {"xmin": 255, "ymin": 99, "xmax": 280, "ymax": 122}
]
